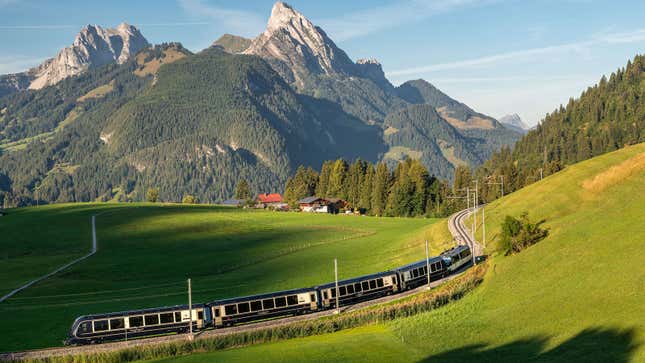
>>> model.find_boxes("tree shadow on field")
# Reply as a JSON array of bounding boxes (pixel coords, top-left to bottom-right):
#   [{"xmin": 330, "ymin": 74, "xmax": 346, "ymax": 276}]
[{"xmin": 418, "ymin": 327, "xmax": 639, "ymax": 363}]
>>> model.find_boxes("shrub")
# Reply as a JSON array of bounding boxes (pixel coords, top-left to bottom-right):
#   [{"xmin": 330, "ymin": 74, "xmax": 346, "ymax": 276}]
[
  {"xmin": 182, "ymin": 195, "xmax": 197, "ymax": 204},
  {"xmin": 501, "ymin": 212, "xmax": 549, "ymax": 255}
]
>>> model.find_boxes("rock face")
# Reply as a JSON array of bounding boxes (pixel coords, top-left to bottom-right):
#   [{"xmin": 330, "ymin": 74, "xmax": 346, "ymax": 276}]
[
  {"xmin": 499, "ymin": 113, "xmax": 529, "ymax": 134},
  {"xmin": 355, "ymin": 58, "xmax": 393, "ymax": 90},
  {"xmin": 29, "ymin": 23, "xmax": 149, "ymax": 89},
  {"xmin": 243, "ymin": 2, "xmax": 357, "ymax": 86},
  {"xmin": 0, "ymin": 23, "xmax": 149, "ymax": 95}
]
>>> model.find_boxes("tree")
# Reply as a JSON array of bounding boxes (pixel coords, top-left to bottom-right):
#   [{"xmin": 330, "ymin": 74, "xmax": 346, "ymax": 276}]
[
  {"xmin": 316, "ymin": 161, "xmax": 333, "ymax": 197},
  {"xmin": 371, "ymin": 162, "xmax": 390, "ymax": 216},
  {"xmin": 182, "ymin": 194, "xmax": 197, "ymax": 204},
  {"xmin": 284, "ymin": 166, "xmax": 318, "ymax": 207},
  {"xmin": 234, "ymin": 179, "xmax": 252, "ymax": 200},
  {"xmin": 327, "ymin": 159, "xmax": 348, "ymax": 199},
  {"xmin": 501, "ymin": 212, "xmax": 549, "ymax": 255},
  {"xmin": 146, "ymin": 188, "xmax": 159, "ymax": 203}
]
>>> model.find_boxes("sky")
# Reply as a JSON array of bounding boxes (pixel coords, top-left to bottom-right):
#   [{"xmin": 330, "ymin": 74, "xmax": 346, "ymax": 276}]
[{"xmin": 2, "ymin": 0, "xmax": 645, "ymax": 126}]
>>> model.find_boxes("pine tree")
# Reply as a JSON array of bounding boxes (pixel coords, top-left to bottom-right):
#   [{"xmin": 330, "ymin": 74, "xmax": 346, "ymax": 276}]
[
  {"xmin": 327, "ymin": 159, "xmax": 348, "ymax": 199},
  {"xmin": 371, "ymin": 162, "xmax": 390, "ymax": 216},
  {"xmin": 234, "ymin": 179, "xmax": 252, "ymax": 200}
]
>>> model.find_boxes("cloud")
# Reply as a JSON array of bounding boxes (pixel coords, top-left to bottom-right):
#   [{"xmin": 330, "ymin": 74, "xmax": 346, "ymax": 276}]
[
  {"xmin": 177, "ymin": 0, "xmax": 265, "ymax": 37},
  {"xmin": 318, "ymin": 0, "xmax": 501, "ymax": 41},
  {"xmin": 387, "ymin": 28, "xmax": 645, "ymax": 77},
  {"xmin": 0, "ymin": 25, "xmax": 75, "ymax": 30}
]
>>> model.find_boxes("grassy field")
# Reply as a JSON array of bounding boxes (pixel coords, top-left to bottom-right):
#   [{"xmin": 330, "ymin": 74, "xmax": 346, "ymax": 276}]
[
  {"xmin": 154, "ymin": 143, "xmax": 645, "ymax": 362},
  {"xmin": 0, "ymin": 204, "xmax": 449, "ymax": 352}
]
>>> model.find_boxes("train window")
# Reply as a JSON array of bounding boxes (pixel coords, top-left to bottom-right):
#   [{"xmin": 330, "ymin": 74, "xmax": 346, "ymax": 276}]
[
  {"xmin": 323, "ymin": 291, "xmax": 328, "ymax": 299},
  {"xmin": 160, "ymin": 313, "xmax": 174, "ymax": 324},
  {"xmin": 354, "ymin": 283, "xmax": 362, "ymax": 292},
  {"xmin": 392, "ymin": 276, "xmax": 397, "ymax": 284},
  {"xmin": 129, "ymin": 316, "xmax": 144, "ymax": 327},
  {"xmin": 339, "ymin": 286, "xmax": 347, "ymax": 296},
  {"xmin": 431, "ymin": 264, "xmax": 436, "ymax": 272},
  {"xmin": 214, "ymin": 308, "xmax": 220, "ymax": 317},
  {"xmin": 362, "ymin": 281, "xmax": 369, "ymax": 290},
  {"xmin": 413, "ymin": 269, "xmax": 419, "ymax": 278},
  {"xmin": 238, "ymin": 302, "xmax": 250, "ymax": 314},
  {"xmin": 263, "ymin": 299, "xmax": 274, "ymax": 309},
  {"xmin": 94, "ymin": 320, "xmax": 109, "ymax": 332},
  {"xmin": 310, "ymin": 293, "xmax": 316, "ymax": 302},
  {"xmin": 275, "ymin": 297, "xmax": 287, "ymax": 307},
  {"xmin": 251, "ymin": 301, "xmax": 262, "ymax": 311},
  {"xmin": 225, "ymin": 305, "xmax": 237, "ymax": 315},
  {"xmin": 175, "ymin": 312, "xmax": 182, "ymax": 322},
  {"xmin": 346, "ymin": 285, "xmax": 354, "ymax": 294},
  {"xmin": 331, "ymin": 288, "xmax": 336, "ymax": 298},
  {"xmin": 197, "ymin": 311, "xmax": 204, "ymax": 320},
  {"xmin": 145, "ymin": 314, "xmax": 159, "ymax": 326},
  {"xmin": 369, "ymin": 280, "xmax": 377, "ymax": 289},
  {"xmin": 110, "ymin": 318, "xmax": 125, "ymax": 330},
  {"xmin": 377, "ymin": 278, "xmax": 384, "ymax": 287},
  {"xmin": 78, "ymin": 321, "xmax": 92, "ymax": 334},
  {"xmin": 287, "ymin": 295, "xmax": 299, "ymax": 305}
]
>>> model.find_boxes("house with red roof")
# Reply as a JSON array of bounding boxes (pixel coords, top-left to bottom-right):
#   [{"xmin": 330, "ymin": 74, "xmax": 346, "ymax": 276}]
[{"xmin": 256, "ymin": 193, "xmax": 286, "ymax": 209}]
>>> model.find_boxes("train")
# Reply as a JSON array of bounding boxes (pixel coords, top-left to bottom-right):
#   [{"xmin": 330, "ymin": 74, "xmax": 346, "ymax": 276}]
[{"xmin": 65, "ymin": 245, "xmax": 472, "ymax": 345}]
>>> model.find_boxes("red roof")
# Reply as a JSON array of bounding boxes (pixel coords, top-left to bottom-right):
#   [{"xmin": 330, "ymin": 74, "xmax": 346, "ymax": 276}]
[{"xmin": 258, "ymin": 193, "xmax": 282, "ymax": 203}]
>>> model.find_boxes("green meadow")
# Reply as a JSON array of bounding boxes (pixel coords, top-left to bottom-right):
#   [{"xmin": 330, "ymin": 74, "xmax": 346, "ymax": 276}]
[
  {"xmin": 152, "ymin": 143, "xmax": 645, "ymax": 362},
  {"xmin": 0, "ymin": 203, "xmax": 449, "ymax": 352}
]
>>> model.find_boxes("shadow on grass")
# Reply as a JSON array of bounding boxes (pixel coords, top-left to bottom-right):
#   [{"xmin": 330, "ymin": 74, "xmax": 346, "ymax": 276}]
[{"xmin": 419, "ymin": 327, "xmax": 639, "ymax": 363}]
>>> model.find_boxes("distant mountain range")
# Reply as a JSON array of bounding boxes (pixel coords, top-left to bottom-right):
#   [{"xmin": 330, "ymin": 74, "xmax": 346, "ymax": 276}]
[
  {"xmin": 499, "ymin": 114, "xmax": 529, "ymax": 134},
  {"xmin": 0, "ymin": 2, "xmax": 520, "ymax": 205}
]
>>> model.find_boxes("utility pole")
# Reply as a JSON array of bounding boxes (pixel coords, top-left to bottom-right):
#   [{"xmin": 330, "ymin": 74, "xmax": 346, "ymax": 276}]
[
  {"xmin": 482, "ymin": 205, "xmax": 486, "ymax": 251},
  {"xmin": 425, "ymin": 240, "xmax": 431, "ymax": 289},
  {"xmin": 334, "ymin": 259, "xmax": 340, "ymax": 314},
  {"xmin": 539, "ymin": 168, "xmax": 543, "ymax": 180},
  {"xmin": 187, "ymin": 278, "xmax": 193, "ymax": 340},
  {"xmin": 500, "ymin": 175, "xmax": 504, "ymax": 197}
]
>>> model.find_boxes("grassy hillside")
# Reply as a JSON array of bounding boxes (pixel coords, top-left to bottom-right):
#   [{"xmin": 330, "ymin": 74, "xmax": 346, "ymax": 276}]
[
  {"xmin": 0, "ymin": 205, "xmax": 449, "ymax": 352},
  {"xmin": 157, "ymin": 143, "xmax": 645, "ymax": 362}
]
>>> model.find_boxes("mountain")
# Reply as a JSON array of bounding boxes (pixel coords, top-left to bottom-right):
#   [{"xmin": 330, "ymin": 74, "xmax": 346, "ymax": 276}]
[
  {"xmin": 212, "ymin": 34, "xmax": 252, "ymax": 53},
  {"xmin": 499, "ymin": 113, "xmax": 528, "ymax": 134},
  {"xmin": 0, "ymin": 23, "xmax": 148, "ymax": 95},
  {"xmin": 244, "ymin": 2, "xmax": 358, "ymax": 87},
  {"xmin": 0, "ymin": 2, "xmax": 521, "ymax": 206}
]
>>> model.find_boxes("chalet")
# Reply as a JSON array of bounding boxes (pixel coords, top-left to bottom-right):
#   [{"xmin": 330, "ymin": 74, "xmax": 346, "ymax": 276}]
[
  {"xmin": 257, "ymin": 193, "xmax": 284, "ymax": 208},
  {"xmin": 298, "ymin": 197, "xmax": 348, "ymax": 214}
]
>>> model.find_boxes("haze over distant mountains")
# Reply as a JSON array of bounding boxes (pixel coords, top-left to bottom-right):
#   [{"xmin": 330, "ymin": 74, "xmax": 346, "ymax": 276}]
[
  {"xmin": 0, "ymin": 2, "xmax": 521, "ymax": 205},
  {"xmin": 499, "ymin": 114, "xmax": 529, "ymax": 134}
]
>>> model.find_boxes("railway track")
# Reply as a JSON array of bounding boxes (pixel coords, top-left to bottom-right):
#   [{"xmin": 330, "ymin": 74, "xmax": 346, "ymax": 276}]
[{"xmin": 1, "ymin": 208, "xmax": 482, "ymax": 361}]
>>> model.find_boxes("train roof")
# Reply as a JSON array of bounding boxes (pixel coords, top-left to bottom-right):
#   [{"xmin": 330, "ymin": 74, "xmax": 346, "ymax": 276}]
[
  {"xmin": 440, "ymin": 244, "xmax": 470, "ymax": 256},
  {"xmin": 71, "ymin": 303, "xmax": 200, "ymax": 323},
  {"xmin": 316, "ymin": 270, "xmax": 396, "ymax": 289},
  {"xmin": 207, "ymin": 287, "xmax": 317, "ymax": 305},
  {"xmin": 395, "ymin": 256, "xmax": 445, "ymax": 271}
]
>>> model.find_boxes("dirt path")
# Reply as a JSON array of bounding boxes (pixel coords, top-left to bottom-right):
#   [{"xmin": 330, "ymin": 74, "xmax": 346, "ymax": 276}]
[{"xmin": 0, "ymin": 216, "xmax": 97, "ymax": 303}]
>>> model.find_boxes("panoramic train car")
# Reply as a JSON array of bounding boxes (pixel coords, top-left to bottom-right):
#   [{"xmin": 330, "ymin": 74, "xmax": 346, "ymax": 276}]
[
  {"xmin": 441, "ymin": 245, "xmax": 472, "ymax": 272},
  {"xmin": 208, "ymin": 287, "xmax": 318, "ymax": 328},
  {"xmin": 316, "ymin": 271, "xmax": 398, "ymax": 309},
  {"xmin": 395, "ymin": 256, "xmax": 447, "ymax": 290},
  {"xmin": 66, "ymin": 304, "xmax": 207, "ymax": 345}
]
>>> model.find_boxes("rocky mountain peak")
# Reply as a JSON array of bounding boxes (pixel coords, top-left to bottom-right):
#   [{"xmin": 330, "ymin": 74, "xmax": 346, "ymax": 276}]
[
  {"xmin": 28, "ymin": 23, "xmax": 149, "ymax": 90},
  {"xmin": 499, "ymin": 113, "xmax": 529, "ymax": 134},
  {"xmin": 244, "ymin": 1, "xmax": 356, "ymax": 87}
]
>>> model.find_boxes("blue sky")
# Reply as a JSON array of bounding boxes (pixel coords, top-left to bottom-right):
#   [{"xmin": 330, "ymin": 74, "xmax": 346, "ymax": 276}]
[{"xmin": 2, "ymin": 0, "xmax": 645, "ymax": 126}]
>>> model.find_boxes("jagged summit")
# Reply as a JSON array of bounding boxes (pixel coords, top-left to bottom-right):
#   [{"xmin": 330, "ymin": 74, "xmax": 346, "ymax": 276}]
[
  {"xmin": 244, "ymin": 1, "xmax": 357, "ymax": 86},
  {"xmin": 29, "ymin": 23, "xmax": 149, "ymax": 89},
  {"xmin": 499, "ymin": 113, "xmax": 529, "ymax": 134}
]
